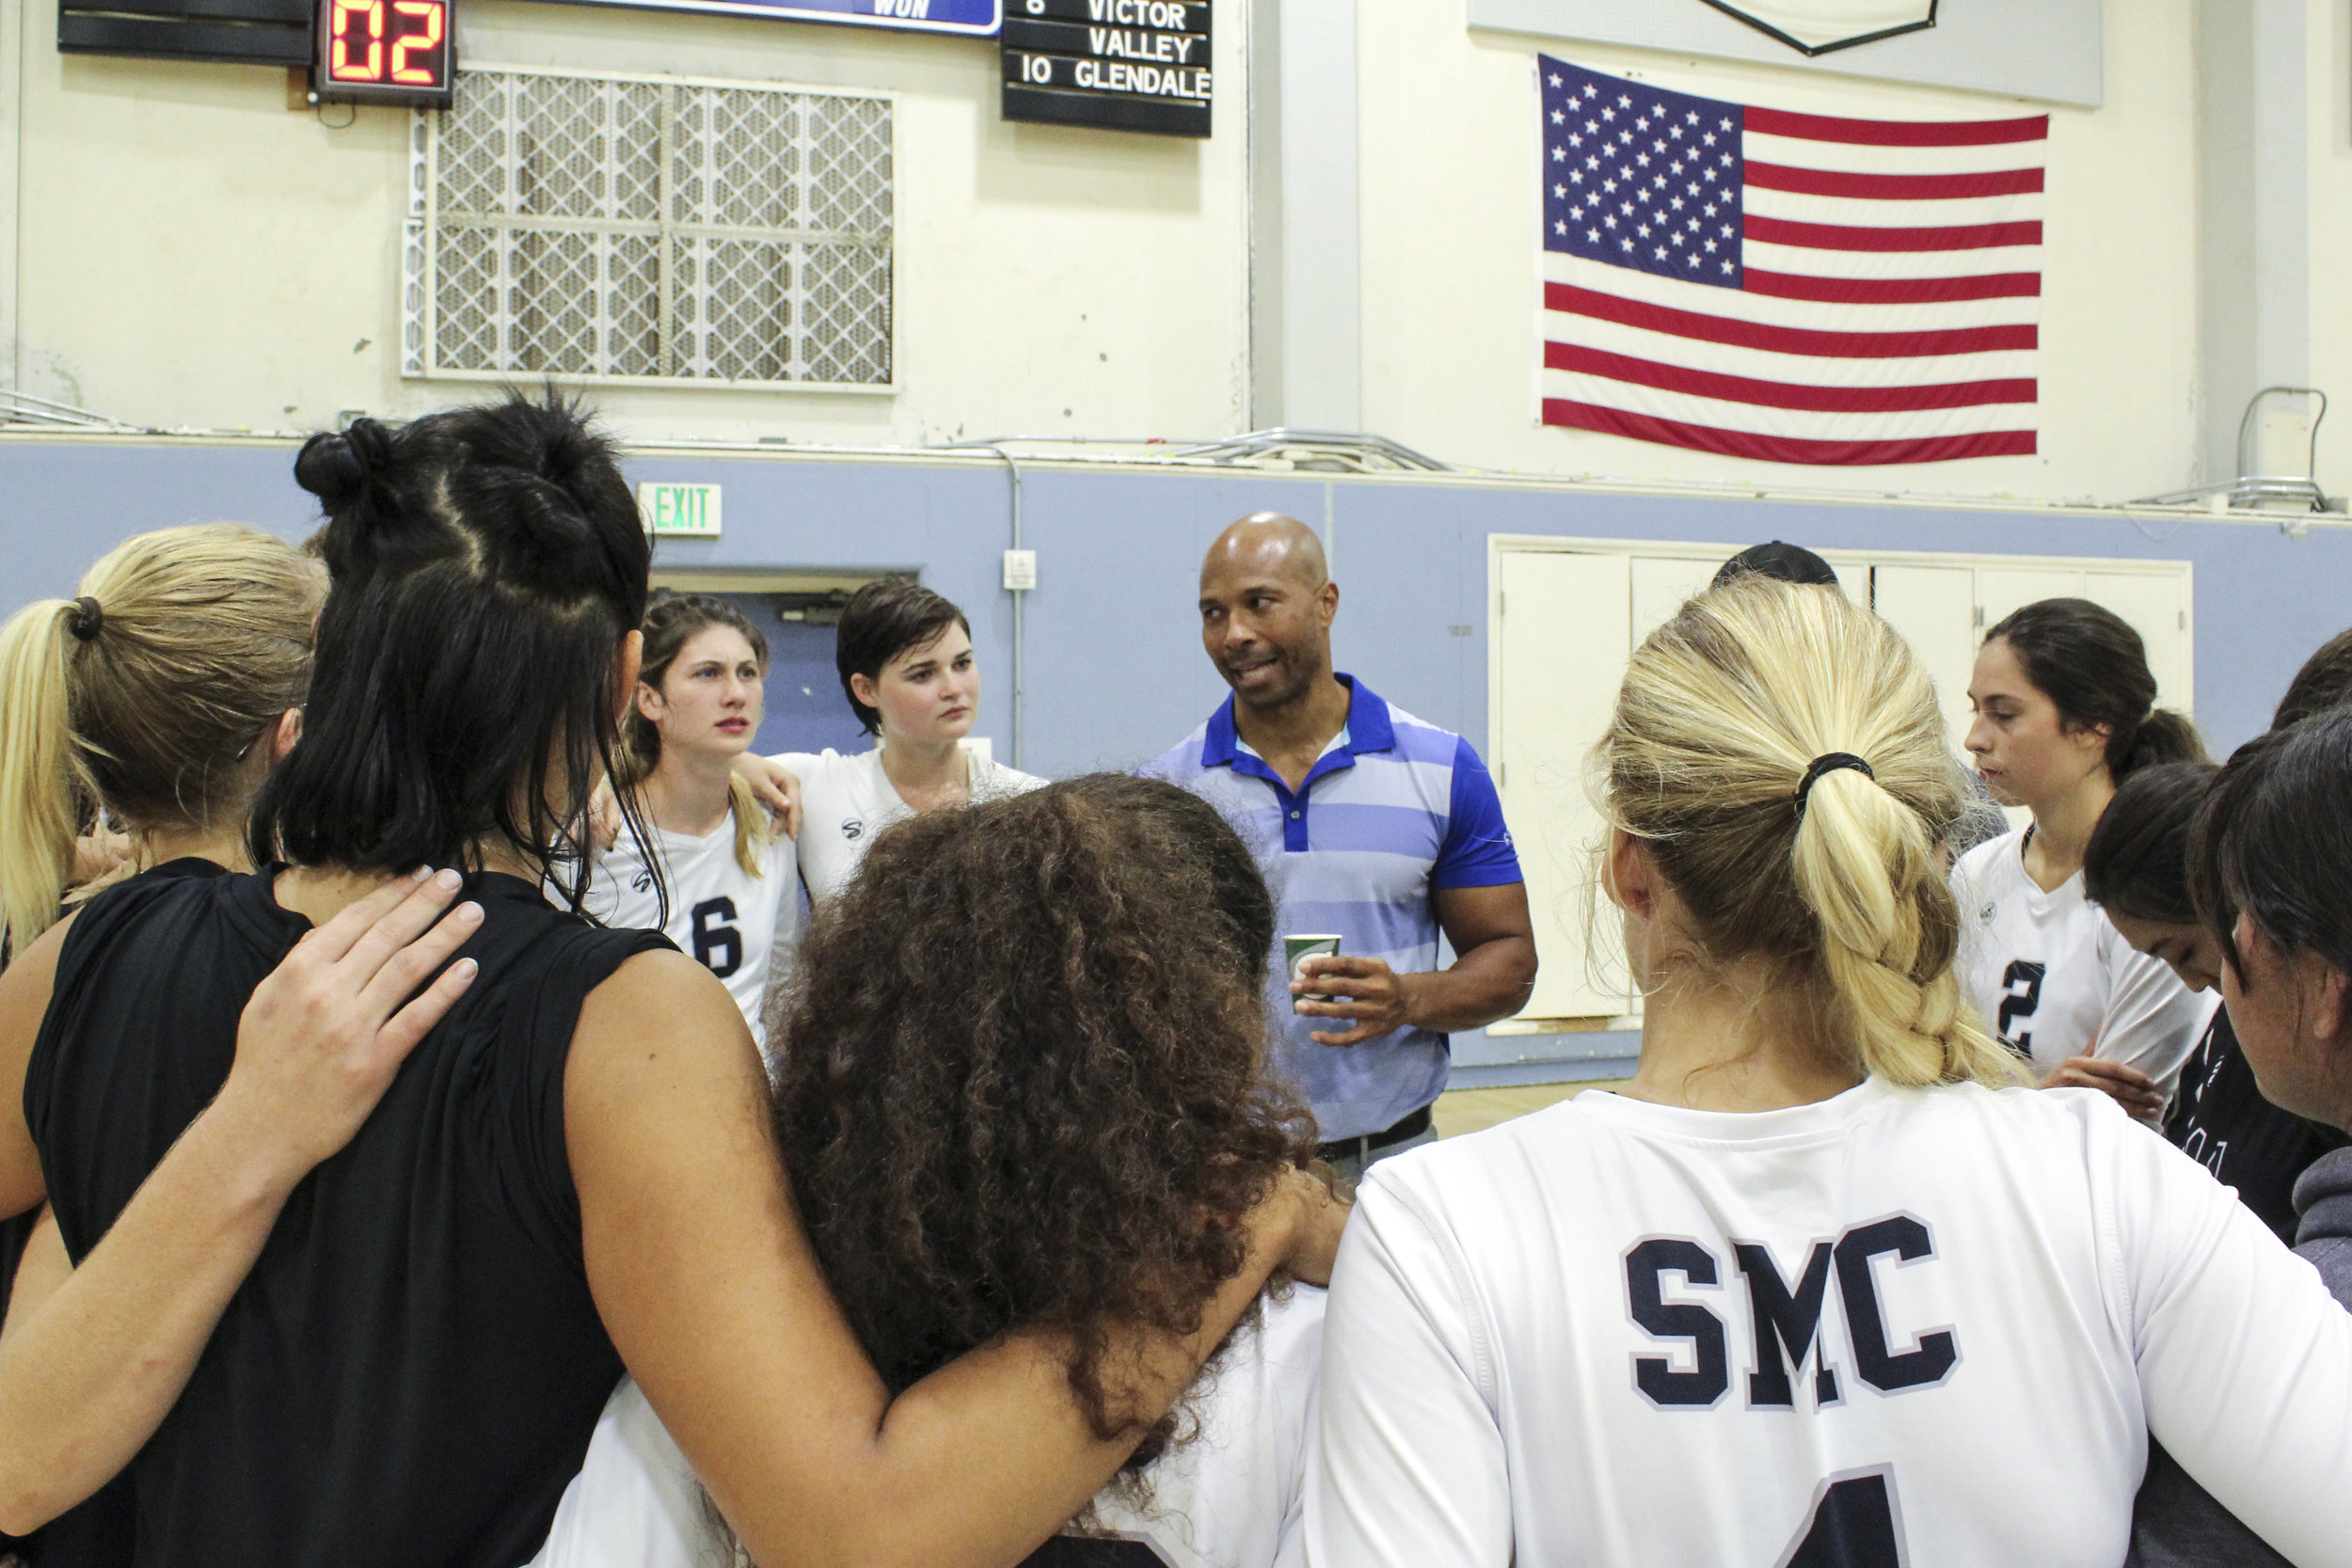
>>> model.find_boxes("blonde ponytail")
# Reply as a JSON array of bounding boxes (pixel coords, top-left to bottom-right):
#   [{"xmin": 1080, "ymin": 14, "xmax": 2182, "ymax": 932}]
[
  {"xmin": 1599, "ymin": 577, "xmax": 2020, "ymax": 1089},
  {"xmin": 726, "ymin": 773, "xmax": 776, "ymax": 879},
  {"xmin": 0, "ymin": 600, "xmax": 93, "ymax": 955},
  {"xmin": 0, "ymin": 526, "xmax": 321, "ymax": 956}
]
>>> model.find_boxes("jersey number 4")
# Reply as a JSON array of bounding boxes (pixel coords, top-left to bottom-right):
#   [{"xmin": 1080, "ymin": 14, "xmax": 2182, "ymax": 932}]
[
  {"xmin": 691, "ymin": 897, "xmax": 743, "ymax": 978},
  {"xmin": 1775, "ymin": 1467, "xmax": 1905, "ymax": 1568}
]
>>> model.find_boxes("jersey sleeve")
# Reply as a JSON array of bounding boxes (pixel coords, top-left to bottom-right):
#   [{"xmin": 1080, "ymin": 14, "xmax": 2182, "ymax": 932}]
[
  {"xmin": 2106, "ymin": 1103, "xmax": 2352, "ymax": 1566},
  {"xmin": 2094, "ymin": 927, "xmax": 2217, "ymax": 1103},
  {"xmin": 1431, "ymin": 738, "xmax": 1523, "ymax": 891},
  {"xmin": 1305, "ymin": 1172, "xmax": 1511, "ymax": 1568}
]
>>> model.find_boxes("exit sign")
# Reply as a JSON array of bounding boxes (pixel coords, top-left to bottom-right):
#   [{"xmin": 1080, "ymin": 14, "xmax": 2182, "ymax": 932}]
[{"xmin": 639, "ymin": 483, "xmax": 723, "ymax": 538}]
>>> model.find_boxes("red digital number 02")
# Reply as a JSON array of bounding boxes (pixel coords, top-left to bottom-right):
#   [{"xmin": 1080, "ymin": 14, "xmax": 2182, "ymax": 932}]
[{"xmin": 330, "ymin": 0, "xmax": 440, "ymax": 85}]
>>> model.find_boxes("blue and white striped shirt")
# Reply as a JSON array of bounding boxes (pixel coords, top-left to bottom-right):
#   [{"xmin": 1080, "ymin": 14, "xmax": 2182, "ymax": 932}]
[{"xmin": 1142, "ymin": 675, "xmax": 1522, "ymax": 1141}]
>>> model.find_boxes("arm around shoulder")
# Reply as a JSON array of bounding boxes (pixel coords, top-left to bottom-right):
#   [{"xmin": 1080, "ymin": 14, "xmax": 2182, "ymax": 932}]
[{"xmin": 569, "ymin": 949, "xmax": 1327, "ymax": 1568}]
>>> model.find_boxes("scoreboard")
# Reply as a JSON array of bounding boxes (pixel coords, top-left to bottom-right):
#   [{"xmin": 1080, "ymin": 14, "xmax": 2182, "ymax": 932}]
[
  {"xmin": 312, "ymin": 0, "xmax": 453, "ymax": 106},
  {"xmin": 1002, "ymin": 0, "xmax": 1210, "ymax": 138}
]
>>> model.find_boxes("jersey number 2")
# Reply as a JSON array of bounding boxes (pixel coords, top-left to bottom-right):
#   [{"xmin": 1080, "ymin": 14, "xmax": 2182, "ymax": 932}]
[
  {"xmin": 1775, "ymin": 1468, "xmax": 1905, "ymax": 1567},
  {"xmin": 1995, "ymin": 959, "xmax": 2045, "ymax": 1058},
  {"xmin": 691, "ymin": 897, "xmax": 743, "ymax": 977}
]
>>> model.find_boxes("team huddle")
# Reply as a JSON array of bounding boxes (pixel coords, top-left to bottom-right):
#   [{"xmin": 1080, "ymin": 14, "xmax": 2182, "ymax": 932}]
[{"xmin": 0, "ymin": 392, "xmax": 2349, "ymax": 1568}]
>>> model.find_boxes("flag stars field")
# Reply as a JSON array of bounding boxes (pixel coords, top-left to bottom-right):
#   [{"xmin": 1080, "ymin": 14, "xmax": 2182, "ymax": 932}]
[{"xmin": 1536, "ymin": 55, "xmax": 2047, "ymax": 467}]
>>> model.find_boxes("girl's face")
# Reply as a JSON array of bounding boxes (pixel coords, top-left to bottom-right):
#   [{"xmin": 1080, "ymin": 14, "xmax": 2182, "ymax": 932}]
[
  {"xmin": 2106, "ymin": 911, "xmax": 2226, "ymax": 994},
  {"xmin": 857, "ymin": 623, "xmax": 978, "ymax": 748},
  {"xmin": 1964, "ymin": 638, "xmax": 2109, "ymax": 811},
  {"xmin": 639, "ymin": 626, "xmax": 764, "ymax": 761},
  {"xmin": 2220, "ymin": 912, "xmax": 2349, "ymax": 1128}
]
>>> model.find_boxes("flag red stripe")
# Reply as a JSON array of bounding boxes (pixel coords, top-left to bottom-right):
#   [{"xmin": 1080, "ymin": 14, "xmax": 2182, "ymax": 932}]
[
  {"xmin": 1542, "ymin": 398, "xmax": 2036, "ymax": 465},
  {"xmin": 1745, "ymin": 214, "xmax": 2042, "ymax": 252},
  {"xmin": 1741, "ymin": 161, "xmax": 2044, "ymax": 200},
  {"xmin": 1744, "ymin": 106, "xmax": 2051, "ymax": 148},
  {"xmin": 1741, "ymin": 268, "xmax": 2041, "ymax": 304},
  {"xmin": 1544, "ymin": 342, "xmax": 2035, "ymax": 413},
  {"xmin": 1545, "ymin": 282, "xmax": 2039, "ymax": 358}
]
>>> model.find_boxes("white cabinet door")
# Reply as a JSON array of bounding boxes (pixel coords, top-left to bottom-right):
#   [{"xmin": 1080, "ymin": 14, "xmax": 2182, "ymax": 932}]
[
  {"xmin": 1630, "ymin": 555, "xmax": 1724, "ymax": 646},
  {"xmin": 1497, "ymin": 550, "xmax": 1633, "ymax": 1022},
  {"xmin": 2085, "ymin": 570, "xmax": 2193, "ymax": 716},
  {"xmin": 1977, "ymin": 567, "xmax": 2087, "ymax": 635},
  {"xmin": 1870, "ymin": 564, "xmax": 1979, "ymax": 754}
]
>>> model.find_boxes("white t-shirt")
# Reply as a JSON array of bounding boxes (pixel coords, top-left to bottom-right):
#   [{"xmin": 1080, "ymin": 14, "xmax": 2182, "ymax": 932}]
[
  {"xmin": 779, "ymin": 746, "xmax": 1046, "ymax": 905},
  {"xmin": 1950, "ymin": 826, "xmax": 2214, "ymax": 1101},
  {"xmin": 582, "ymin": 816, "xmax": 798, "ymax": 1055},
  {"xmin": 524, "ymin": 1289, "xmax": 1325, "ymax": 1568},
  {"xmin": 1304, "ymin": 1079, "xmax": 2352, "ymax": 1568}
]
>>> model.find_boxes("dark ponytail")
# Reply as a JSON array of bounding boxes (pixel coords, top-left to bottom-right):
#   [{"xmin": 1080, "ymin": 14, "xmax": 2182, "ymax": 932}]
[
  {"xmin": 2082, "ymin": 760, "xmax": 2218, "ymax": 925},
  {"xmin": 252, "ymin": 390, "xmax": 653, "ymax": 907},
  {"xmin": 1984, "ymin": 598, "xmax": 2203, "ymax": 782}
]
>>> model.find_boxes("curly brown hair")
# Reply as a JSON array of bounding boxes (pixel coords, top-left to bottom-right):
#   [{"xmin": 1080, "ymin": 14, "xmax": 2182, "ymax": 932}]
[{"xmin": 771, "ymin": 773, "xmax": 1313, "ymax": 1443}]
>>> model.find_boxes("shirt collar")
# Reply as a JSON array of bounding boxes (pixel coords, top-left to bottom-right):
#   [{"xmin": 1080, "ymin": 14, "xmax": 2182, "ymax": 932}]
[{"xmin": 1200, "ymin": 673, "xmax": 1393, "ymax": 768}]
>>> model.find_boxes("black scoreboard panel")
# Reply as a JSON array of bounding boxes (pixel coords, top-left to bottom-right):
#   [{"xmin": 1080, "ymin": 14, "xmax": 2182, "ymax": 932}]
[
  {"xmin": 312, "ymin": 0, "xmax": 454, "ymax": 105},
  {"xmin": 59, "ymin": 0, "xmax": 311, "ymax": 64},
  {"xmin": 1002, "ymin": 0, "xmax": 1210, "ymax": 138}
]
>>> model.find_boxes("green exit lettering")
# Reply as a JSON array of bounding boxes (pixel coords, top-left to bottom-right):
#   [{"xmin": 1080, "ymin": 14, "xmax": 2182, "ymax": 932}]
[{"xmin": 637, "ymin": 483, "xmax": 723, "ymax": 538}]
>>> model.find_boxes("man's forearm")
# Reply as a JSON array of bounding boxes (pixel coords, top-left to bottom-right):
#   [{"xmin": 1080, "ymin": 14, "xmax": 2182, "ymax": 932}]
[{"xmin": 1402, "ymin": 936, "xmax": 1538, "ymax": 1034}]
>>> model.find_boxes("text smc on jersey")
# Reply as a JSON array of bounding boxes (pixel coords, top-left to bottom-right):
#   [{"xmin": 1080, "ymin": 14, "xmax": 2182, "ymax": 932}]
[{"xmin": 1625, "ymin": 1213, "xmax": 1959, "ymax": 1410}]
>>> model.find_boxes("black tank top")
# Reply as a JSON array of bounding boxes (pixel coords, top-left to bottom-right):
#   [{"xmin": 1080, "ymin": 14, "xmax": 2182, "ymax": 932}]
[
  {"xmin": 24, "ymin": 863, "xmax": 672, "ymax": 1568},
  {"xmin": 2163, "ymin": 1006, "xmax": 2349, "ymax": 1244}
]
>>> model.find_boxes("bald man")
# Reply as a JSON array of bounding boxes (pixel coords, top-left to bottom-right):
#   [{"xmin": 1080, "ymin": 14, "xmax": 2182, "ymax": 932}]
[{"xmin": 1141, "ymin": 514, "xmax": 1536, "ymax": 1182}]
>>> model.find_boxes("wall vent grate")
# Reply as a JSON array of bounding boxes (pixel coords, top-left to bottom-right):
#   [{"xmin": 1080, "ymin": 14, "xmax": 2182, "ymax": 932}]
[{"xmin": 405, "ymin": 65, "xmax": 893, "ymax": 390}]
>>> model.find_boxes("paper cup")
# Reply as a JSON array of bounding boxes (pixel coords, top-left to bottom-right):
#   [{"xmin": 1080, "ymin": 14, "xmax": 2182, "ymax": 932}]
[{"xmin": 1285, "ymin": 934, "xmax": 1342, "ymax": 983}]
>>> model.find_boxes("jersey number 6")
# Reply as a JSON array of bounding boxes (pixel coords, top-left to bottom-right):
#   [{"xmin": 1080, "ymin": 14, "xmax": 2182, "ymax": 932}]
[{"xmin": 691, "ymin": 896, "xmax": 743, "ymax": 978}]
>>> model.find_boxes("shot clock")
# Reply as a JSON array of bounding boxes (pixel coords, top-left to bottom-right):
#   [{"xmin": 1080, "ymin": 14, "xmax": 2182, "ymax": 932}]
[{"xmin": 312, "ymin": 0, "xmax": 454, "ymax": 108}]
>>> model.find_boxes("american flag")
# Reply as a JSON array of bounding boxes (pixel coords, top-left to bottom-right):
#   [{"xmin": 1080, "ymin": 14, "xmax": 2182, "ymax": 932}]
[{"xmin": 1538, "ymin": 56, "xmax": 2047, "ymax": 467}]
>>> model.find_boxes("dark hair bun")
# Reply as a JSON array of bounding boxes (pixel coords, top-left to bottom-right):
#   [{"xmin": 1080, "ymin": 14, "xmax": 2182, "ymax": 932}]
[
  {"xmin": 294, "ymin": 419, "xmax": 395, "ymax": 511},
  {"xmin": 443, "ymin": 396, "xmax": 638, "ymax": 602}
]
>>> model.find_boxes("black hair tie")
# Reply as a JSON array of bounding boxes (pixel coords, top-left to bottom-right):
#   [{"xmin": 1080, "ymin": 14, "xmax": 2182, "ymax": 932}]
[
  {"xmin": 69, "ymin": 595, "xmax": 103, "ymax": 641},
  {"xmin": 1794, "ymin": 752, "xmax": 1873, "ymax": 817}
]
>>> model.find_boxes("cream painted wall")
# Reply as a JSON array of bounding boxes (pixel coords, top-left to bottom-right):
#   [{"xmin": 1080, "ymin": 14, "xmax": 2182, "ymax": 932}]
[
  {"xmin": 1356, "ymin": 0, "xmax": 2205, "ymax": 503},
  {"xmin": 9, "ymin": 0, "xmax": 1250, "ymax": 444},
  {"xmin": 3, "ymin": 0, "xmax": 2315, "ymax": 510},
  {"xmin": 2306, "ymin": 0, "xmax": 2352, "ymax": 499}
]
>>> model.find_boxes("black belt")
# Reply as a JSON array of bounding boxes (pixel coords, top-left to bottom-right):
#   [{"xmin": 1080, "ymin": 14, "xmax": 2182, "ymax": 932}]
[{"xmin": 1317, "ymin": 1103, "xmax": 1432, "ymax": 1164}]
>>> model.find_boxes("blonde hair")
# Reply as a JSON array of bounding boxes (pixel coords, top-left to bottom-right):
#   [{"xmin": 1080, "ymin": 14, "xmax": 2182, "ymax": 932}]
[
  {"xmin": 0, "ymin": 525, "xmax": 324, "ymax": 955},
  {"xmin": 1597, "ymin": 577, "xmax": 2019, "ymax": 1089}
]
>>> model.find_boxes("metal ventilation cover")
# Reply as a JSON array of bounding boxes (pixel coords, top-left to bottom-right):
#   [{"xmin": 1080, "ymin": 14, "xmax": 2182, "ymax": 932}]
[{"xmin": 1698, "ymin": 0, "xmax": 1935, "ymax": 55}]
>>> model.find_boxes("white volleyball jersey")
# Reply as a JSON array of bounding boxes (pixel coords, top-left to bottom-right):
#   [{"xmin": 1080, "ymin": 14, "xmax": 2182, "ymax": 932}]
[
  {"xmin": 1950, "ymin": 827, "xmax": 2214, "ymax": 1101},
  {"xmin": 1054, "ymin": 1286, "xmax": 1323, "ymax": 1568},
  {"xmin": 525, "ymin": 1290, "xmax": 1322, "ymax": 1568},
  {"xmin": 777, "ymin": 746, "xmax": 1046, "ymax": 905},
  {"xmin": 1305, "ymin": 1079, "xmax": 2352, "ymax": 1568},
  {"xmin": 522, "ymin": 1378, "xmax": 724, "ymax": 1568},
  {"xmin": 583, "ymin": 816, "xmax": 798, "ymax": 1055}
]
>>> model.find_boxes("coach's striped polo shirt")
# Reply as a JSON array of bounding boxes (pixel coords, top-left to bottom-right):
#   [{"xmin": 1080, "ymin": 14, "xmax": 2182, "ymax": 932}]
[{"xmin": 1141, "ymin": 674, "xmax": 1523, "ymax": 1142}]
